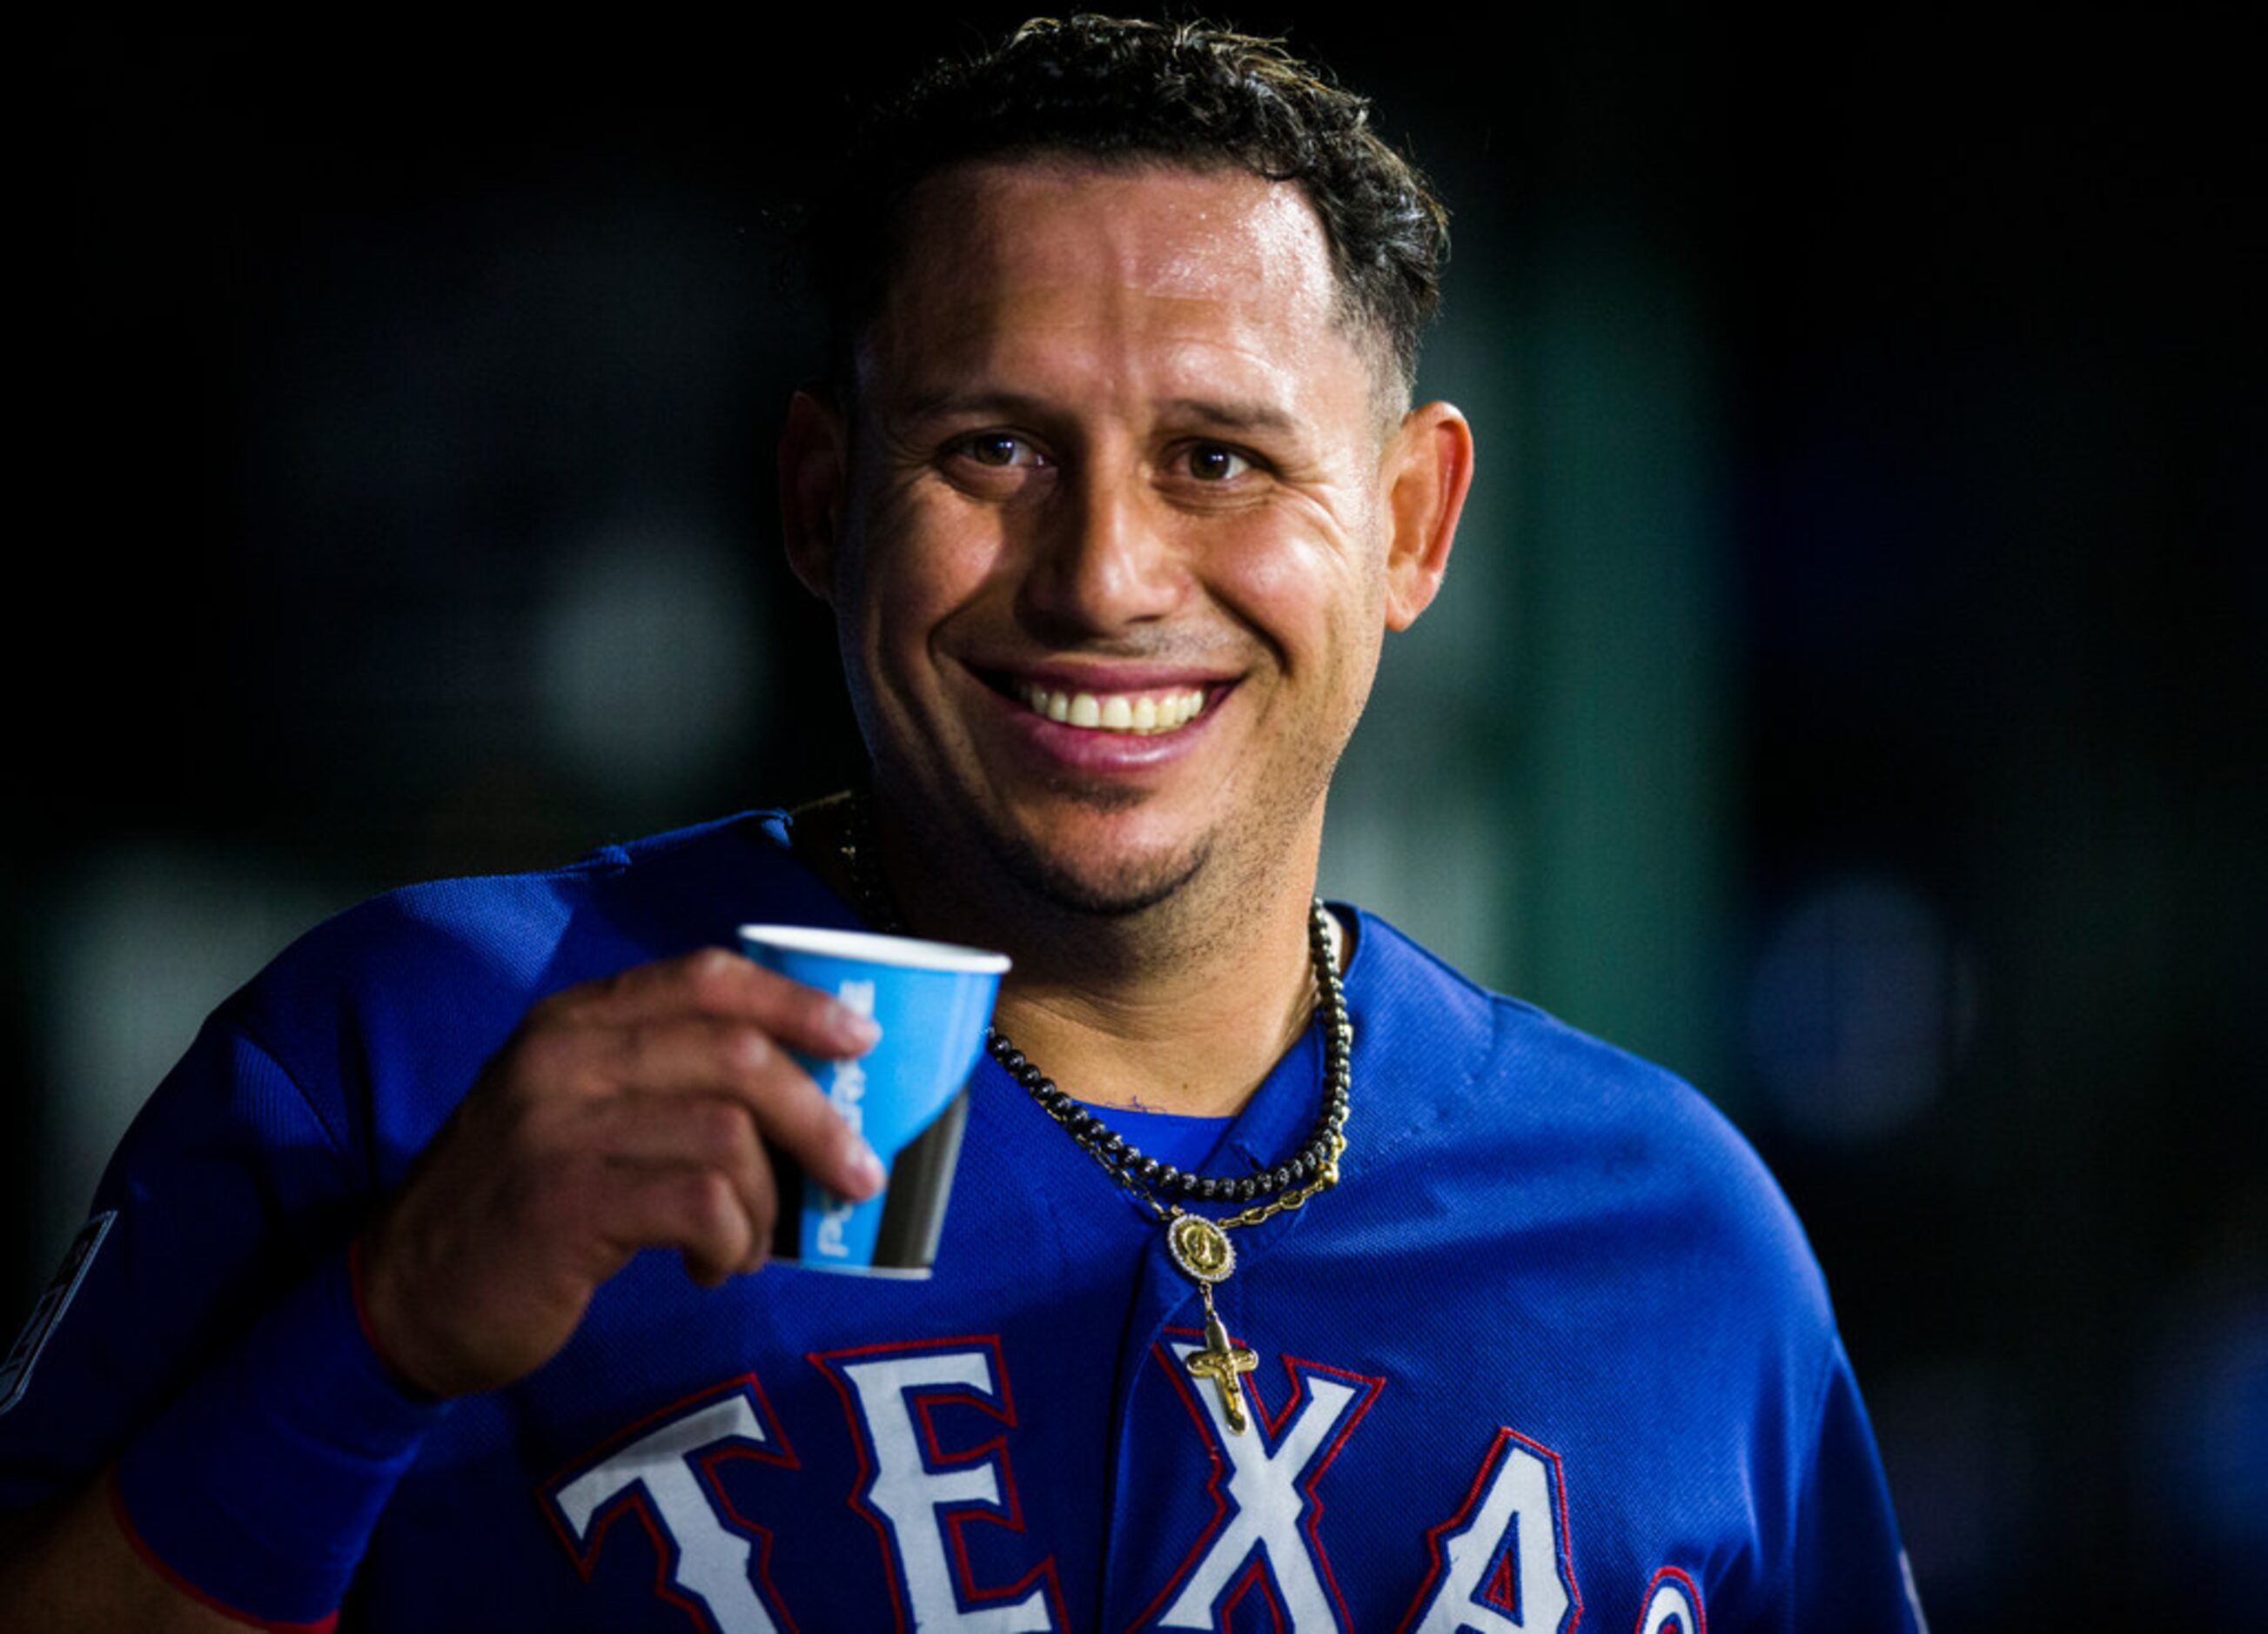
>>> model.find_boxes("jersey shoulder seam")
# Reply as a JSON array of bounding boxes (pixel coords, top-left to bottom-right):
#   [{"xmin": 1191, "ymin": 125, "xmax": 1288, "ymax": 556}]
[
  {"xmin": 220, "ymin": 1007, "xmax": 355, "ymax": 1168},
  {"xmin": 1757, "ymin": 1329, "xmax": 1849, "ymax": 1624}
]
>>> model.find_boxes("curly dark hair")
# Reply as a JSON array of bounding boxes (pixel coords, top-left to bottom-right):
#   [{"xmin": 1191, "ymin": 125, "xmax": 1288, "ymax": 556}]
[{"xmin": 804, "ymin": 15, "xmax": 1450, "ymax": 403}]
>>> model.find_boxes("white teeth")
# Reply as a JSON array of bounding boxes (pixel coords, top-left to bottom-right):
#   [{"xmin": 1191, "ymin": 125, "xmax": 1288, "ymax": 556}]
[{"xmin": 1019, "ymin": 682, "xmax": 1209, "ymax": 734}]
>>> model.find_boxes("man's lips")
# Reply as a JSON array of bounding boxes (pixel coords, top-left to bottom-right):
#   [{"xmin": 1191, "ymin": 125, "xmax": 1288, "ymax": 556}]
[{"xmin": 974, "ymin": 666, "xmax": 1233, "ymax": 738}]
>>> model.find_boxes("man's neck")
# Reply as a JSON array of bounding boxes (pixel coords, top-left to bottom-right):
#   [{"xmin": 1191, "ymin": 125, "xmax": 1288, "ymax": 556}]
[
  {"xmin": 973, "ymin": 888, "xmax": 1322, "ymax": 1118},
  {"xmin": 802, "ymin": 790, "xmax": 1326, "ymax": 1118}
]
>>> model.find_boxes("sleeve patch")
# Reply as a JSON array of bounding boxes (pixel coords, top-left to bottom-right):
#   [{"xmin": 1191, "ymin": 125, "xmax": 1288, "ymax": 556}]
[{"xmin": 0, "ymin": 1210, "xmax": 117, "ymax": 1416}]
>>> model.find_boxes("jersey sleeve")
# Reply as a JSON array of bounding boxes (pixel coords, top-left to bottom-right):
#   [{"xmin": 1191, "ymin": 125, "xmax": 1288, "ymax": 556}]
[
  {"xmin": 1777, "ymin": 1336, "xmax": 1929, "ymax": 1632},
  {"xmin": 0, "ymin": 853, "xmax": 607, "ymax": 1497},
  {"xmin": 0, "ymin": 1010, "xmax": 371, "ymax": 1506}
]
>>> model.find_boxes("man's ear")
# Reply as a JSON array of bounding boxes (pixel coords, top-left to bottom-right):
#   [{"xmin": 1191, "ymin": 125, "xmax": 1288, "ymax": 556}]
[
  {"xmin": 1381, "ymin": 401, "xmax": 1475, "ymax": 631},
  {"xmin": 780, "ymin": 388, "xmax": 849, "ymax": 601}
]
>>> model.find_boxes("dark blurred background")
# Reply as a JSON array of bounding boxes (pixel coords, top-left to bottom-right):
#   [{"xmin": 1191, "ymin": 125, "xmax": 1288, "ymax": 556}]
[{"xmin": 10, "ymin": 11, "xmax": 2261, "ymax": 1623}]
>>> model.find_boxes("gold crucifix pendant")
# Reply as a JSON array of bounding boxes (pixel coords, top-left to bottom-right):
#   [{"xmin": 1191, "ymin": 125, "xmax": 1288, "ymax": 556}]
[
  {"xmin": 1169, "ymin": 1215, "xmax": 1256, "ymax": 1434},
  {"xmin": 1184, "ymin": 1282, "xmax": 1258, "ymax": 1434}
]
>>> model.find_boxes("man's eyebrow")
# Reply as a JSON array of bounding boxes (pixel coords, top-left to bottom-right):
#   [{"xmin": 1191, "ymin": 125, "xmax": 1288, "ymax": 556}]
[
  {"xmin": 893, "ymin": 387, "xmax": 1052, "ymax": 423},
  {"xmin": 889, "ymin": 388, "xmax": 1309, "ymax": 439},
  {"xmin": 1157, "ymin": 397, "xmax": 1304, "ymax": 438}
]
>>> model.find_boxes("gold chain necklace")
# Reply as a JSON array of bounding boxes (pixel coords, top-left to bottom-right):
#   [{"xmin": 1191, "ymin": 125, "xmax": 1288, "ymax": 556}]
[{"xmin": 829, "ymin": 794, "xmax": 1350, "ymax": 1434}]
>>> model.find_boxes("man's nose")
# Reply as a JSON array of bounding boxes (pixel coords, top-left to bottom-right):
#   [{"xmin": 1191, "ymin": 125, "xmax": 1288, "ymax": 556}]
[{"xmin": 1018, "ymin": 466, "xmax": 1191, "ymax": 636}]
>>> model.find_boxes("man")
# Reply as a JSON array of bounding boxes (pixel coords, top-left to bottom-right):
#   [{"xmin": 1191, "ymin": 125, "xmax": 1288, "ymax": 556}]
[{"xmin": 0, "ymin": 18, "xmax": 1922, "ymax": 1631}]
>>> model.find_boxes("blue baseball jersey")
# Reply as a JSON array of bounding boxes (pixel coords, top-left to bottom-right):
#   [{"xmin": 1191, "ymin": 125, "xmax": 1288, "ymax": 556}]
[{"xmin": 0, "ymin": 813, "xmax": 1922, "ymax": 1631}]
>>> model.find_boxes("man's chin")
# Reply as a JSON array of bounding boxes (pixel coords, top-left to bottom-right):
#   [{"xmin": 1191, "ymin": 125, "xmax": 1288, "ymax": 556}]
[{"xmin": 988, "ymin": 826, "xmax": 1211, "ymax": 920}]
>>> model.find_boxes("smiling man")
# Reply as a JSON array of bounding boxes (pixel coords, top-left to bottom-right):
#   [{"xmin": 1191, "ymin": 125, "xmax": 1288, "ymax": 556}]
[
  {"xmin": 782, "ymin": 154, "xmax": 1472, "ymax": 1122},
  {"xmin": 806, "ymin": 160, "xmax": 1426, "ymax": 922},
  {"xmin": 0, "ymin": 18, "xmax": 1922, "ymax": 1631}
]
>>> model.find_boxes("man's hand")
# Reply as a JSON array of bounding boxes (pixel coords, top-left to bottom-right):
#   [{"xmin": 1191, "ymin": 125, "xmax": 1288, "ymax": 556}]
[{"xmin": 358, "ymin": 948, "xmax": 884, "ymax": 1398}]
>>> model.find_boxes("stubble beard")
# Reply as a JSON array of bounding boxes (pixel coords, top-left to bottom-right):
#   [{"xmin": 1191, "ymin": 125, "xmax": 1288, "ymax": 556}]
[
  {"xmin": 960, "ymin": 763, "xmax": 1334, "ymax": 964},
  {"xmin": 910, "ymin": 769, "xmax": 1214, "ymax": 921},
  {"xmin": 985, "ymin": 794, "xmax": 1214, "ymax": 920}
]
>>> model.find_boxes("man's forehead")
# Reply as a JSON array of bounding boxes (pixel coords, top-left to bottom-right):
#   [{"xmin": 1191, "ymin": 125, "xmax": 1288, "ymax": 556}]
[
  {"xmin": 907, "ymin": 159, "xmax": 1327, "ymax": 283},
  {"xmin": 857, "ymin": 157, "xmax": 1379, "ymax": 412}
]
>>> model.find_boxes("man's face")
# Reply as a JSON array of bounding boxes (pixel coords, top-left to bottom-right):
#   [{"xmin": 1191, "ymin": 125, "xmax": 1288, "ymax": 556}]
[{"xmin": 795, "ymin": 159, "xmax": 1457, "ymax": 918}]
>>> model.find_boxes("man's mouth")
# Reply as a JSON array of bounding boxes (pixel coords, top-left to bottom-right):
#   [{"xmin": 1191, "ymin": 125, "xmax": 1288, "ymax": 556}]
[{"xmin": 1015, "ymin": 680, "xmax": 1211, "ymax": 735}]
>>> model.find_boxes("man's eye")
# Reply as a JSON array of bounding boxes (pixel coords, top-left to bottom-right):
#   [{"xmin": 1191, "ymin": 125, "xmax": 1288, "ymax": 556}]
[
  {"xmin": 959, "ymin": 433, "xmax": 1044, "ymax": 468},
  {"xmin": 1184, "ymin": 445, "xmax": 1251, "ymax": 482}
]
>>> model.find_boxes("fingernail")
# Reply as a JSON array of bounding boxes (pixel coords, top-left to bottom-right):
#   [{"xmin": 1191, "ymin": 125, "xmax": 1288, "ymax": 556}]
[
  {"xmin": 836, "ymin": 1009, "xmax": 882, "ymax": 1050},
  {"xmin": 849, "ymin": 1142, "xmax": 887, "ymax": 1195}
]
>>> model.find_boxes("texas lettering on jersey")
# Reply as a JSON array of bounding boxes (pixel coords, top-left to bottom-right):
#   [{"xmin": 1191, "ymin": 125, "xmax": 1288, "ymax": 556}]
[{"xmin": 541, "ymin": 1330, "xmax": 1688, "ymax": 1633}]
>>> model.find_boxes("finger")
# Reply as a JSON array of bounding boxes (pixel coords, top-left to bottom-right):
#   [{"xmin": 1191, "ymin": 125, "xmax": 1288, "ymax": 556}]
[
  {"xmin": 588, "ymin": 1092, "xmax": 770, "ymax": 1191},
  {"xmin": 578, "ymin": 1095, "xmax": 777, "ymax": 1262},
  {"xmin": 560, "ymin": 1033, "xmax": 882, "ymax": 1209},
  {"xmin": 555, "ymin": 949, "xmax": 881, "ymax": 1058},
  {"xmin": 721, "ymin": 1048, "xmax": 889, "ymax": 1204},
  {"xmin": 569, "ymin": 1015, "xmax": 809, "ymax": 1102},
  {"xmin": 593, "ymin": 1162, "xmax": 762, "ymax": 1287},
  {"xmin": 584, "ymin": 1022, "xmax": 881, "ymax": 1191},
  {"xmin": 506, "ymin": 1015, "xmax": 884, "ymax": 1205}
]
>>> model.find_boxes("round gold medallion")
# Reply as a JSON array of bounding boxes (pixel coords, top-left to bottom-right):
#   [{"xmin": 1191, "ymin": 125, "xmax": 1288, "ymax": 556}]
[{"xmin": 1168, "ymin": 1214, "xmax": 1237, "ymax": 1283}]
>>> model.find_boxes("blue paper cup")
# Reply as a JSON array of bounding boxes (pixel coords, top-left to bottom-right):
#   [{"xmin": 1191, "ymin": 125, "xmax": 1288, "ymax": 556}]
[{"xmin": 737, "ymin": 925, "xmax": 1010, "ymax": 1276}]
